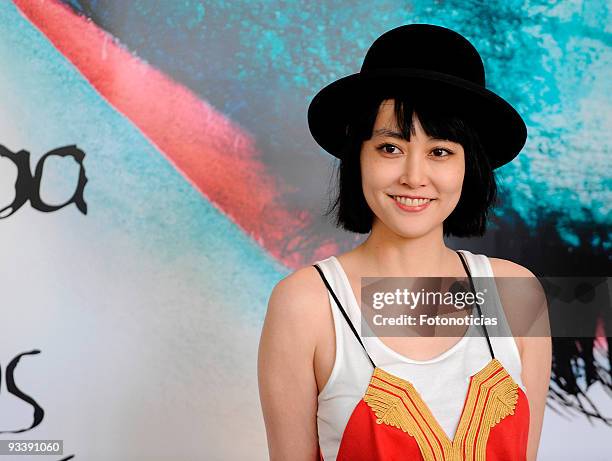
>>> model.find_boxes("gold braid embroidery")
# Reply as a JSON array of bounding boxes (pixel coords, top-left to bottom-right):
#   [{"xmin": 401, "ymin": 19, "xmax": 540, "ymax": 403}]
[
  {"xmin": 365, "ymin": 374, "xmax": 450, "ymax": 459},
  {"xmin": 469, "ymin": 374, "xmax": 519, "ymax": 461},
  {"xmin": 363, "ymin": 359, "xmax": 519, "ymax": 461}
]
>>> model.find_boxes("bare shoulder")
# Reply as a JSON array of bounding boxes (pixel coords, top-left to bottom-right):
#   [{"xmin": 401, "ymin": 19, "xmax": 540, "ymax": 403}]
[
  {"xmin": 488, "ymin": 257, "xmax": 547, "ymax": 359},
  {"xmin": 269, "ymin": 264, "xmax": 329, "ymax": 314},
  {"xmin": 264, "ymin": 263, "xmax": 330, "ymax": 340},
  {"xmin": 488, "ymin": 258, "xmax": 532, "ymax": 357},
  {"xmin": 488, "ymin": 257, "xmax": 537, "ymax": 278}
]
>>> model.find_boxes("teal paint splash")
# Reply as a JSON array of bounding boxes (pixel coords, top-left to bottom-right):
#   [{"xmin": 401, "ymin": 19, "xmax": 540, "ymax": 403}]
[{"xmin": 61, "ymin": 0, "xmax": 610, "ymax": 250}]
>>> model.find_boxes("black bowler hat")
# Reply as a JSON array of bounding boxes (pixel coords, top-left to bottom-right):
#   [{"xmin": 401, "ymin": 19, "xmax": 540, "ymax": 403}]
[{"xmin": 307, "ymin": 24, "xmax": 528, "ymax": 170}]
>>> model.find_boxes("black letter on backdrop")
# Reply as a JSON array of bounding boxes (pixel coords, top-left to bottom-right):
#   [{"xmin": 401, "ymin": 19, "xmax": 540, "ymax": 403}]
[
  {"xmin": 0, "ymin": 349, "xmax": 44, "ymax": 433},
  {"xmin": 0, "ymin": 144, "xmax": 88, "ymax": 218}
]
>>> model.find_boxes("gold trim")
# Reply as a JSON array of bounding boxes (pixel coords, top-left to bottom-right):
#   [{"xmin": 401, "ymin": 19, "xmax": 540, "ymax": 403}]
[{"xmin": 363, "ymin": 358, "xmax": 518, "ymax": 460}]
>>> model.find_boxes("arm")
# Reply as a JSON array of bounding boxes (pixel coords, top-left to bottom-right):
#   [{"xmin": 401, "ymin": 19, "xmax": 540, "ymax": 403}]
[
  {"xmin": 490, "ymin": 258, "xmax": 552, "ymax": 461},
  {"xmin": 521, "ymin": 330, "xmax": 552, "ymax": 461},
  {"xmin": 257, "ymin": 268, "xmax": 322, "ymax": 461}
]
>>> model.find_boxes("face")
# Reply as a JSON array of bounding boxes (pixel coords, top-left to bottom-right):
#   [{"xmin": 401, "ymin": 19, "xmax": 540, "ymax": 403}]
[{"xmin": 360, "ymin": 99, "xmax": 465, "ymax": 239}]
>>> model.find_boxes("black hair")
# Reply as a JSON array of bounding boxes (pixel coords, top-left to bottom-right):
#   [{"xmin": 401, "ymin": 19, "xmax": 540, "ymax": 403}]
[
  {"xmin": 324, "ymin": 92, "xmax": 498, "ymax": 238},
  {"xmin": 325, "ymin": 95, "xmax": 497, "ymax": 237}
]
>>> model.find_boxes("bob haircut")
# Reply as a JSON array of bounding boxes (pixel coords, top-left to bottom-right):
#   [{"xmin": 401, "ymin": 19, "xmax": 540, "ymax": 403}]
[{"xmin": 324, "ymin": 92, "xmax": 498, "ymax": 238}]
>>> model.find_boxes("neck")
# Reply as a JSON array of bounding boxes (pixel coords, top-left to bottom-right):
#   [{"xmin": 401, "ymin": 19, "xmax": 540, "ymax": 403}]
[{"xmin": 355, "ymin": 220, "xmax": 456, "ymax": 277}]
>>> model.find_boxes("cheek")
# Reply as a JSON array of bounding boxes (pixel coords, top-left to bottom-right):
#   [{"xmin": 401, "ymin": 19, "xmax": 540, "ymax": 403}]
[
  {"xmin": 361, "ymin": 173, "xmax": 379, "ymax": 210},
  {"xmin": 436, "ymin": 165, "xmax": 465, "ymax": 195},
  {"xmin": 362, "ymin": 170, "xmax": 388, "ymax": 194},
  {"xmin": 361, "ymin": 155, "xmax": 396, "ymax": 189},
  {"xmin": 360, "ymin": 158, "xmax": 395, "ymax": 206}
]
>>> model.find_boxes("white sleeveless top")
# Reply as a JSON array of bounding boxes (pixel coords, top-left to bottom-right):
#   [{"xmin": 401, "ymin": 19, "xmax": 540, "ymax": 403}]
[{"xmin": 314, "ymin": 249, "xmax": 524, "ymax": 461}]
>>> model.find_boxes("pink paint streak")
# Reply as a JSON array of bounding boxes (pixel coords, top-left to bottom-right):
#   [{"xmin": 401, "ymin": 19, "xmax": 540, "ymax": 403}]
[{"xmin": 14, "ymin": 0, "xmax": 339, "ymax": 269}]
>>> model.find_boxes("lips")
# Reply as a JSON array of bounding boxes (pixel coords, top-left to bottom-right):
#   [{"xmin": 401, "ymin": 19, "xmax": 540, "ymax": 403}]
[
  {"xmin": 388, "ymin": 194, "xmax": 435, "ymax": 211},
  {"xmin": 388, "ymin": 194, "xmax": 436, "ymax": 204},
  {"xmin": 390, "ymin": 194, "xmax": 435, "ymax": 200}
]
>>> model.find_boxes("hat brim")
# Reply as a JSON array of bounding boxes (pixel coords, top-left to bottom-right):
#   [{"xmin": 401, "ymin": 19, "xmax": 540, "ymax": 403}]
[{"xmin": 307, "ymin": 69, "xmax": 527, "ymax": 170}]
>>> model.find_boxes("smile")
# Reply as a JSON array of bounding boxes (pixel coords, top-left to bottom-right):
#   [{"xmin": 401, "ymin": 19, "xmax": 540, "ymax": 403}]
[{"xmin": 389, "ymin": 195, "xmax": 435, "ymax": 212}]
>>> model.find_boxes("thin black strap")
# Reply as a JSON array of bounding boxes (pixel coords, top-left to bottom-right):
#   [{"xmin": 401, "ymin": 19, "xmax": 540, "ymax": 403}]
[
  {"xmin": 456, "ymin": 250, "xmax": 495, "ymax": 360},
  {"xmin": 312, "ymin": 264, "xmax": 376, "ymax": 368}
]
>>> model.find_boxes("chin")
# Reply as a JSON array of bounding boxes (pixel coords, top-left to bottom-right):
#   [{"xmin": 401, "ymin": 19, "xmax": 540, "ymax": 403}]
[{"xmin": 389, "ymin": 223, "xmax": 437, "ymax": 239}]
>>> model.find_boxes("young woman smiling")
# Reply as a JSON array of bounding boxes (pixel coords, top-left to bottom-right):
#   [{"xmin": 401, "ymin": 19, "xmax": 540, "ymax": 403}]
[{"xmin": 258, "ymin": 24, "xmax": 551, "ymax": 461}]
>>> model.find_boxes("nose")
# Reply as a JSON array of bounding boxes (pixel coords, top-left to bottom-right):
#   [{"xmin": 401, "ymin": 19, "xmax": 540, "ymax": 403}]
[{"xmin": 399, "ymin": 155, "xmax": 429, "ymax": 188}]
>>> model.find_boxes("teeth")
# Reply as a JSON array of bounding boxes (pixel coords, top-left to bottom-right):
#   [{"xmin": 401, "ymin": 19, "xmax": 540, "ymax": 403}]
[{"xmin": 393, "ymin": 196, "xmax": 432, "ymax": 206}]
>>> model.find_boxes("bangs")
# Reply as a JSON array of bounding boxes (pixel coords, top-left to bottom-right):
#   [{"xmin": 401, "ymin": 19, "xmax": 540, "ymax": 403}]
[{"xmin": 392, "ymin": 96, "xmax": 474, "ymax": 147}]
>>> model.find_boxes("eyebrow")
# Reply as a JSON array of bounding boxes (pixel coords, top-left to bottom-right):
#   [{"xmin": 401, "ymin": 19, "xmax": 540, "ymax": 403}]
[{"xmin": 373, "ymin": 128, "xmax": 453, "ymax": 142}]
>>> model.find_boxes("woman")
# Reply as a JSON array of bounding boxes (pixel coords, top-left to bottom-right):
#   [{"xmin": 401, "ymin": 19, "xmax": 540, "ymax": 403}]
[{"xmin": 258, "ymin": 24, "xmax": 551, "ymax": 461}]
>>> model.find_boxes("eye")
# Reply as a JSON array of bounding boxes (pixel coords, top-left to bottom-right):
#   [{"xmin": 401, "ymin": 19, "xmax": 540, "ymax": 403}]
[
  {"xmin": 376, "ymin": 143, "xmax": 401, "ymax": 155},
  {"xmin": 431, "ymin": 147, "xmax": 454, "ymax": 158}
]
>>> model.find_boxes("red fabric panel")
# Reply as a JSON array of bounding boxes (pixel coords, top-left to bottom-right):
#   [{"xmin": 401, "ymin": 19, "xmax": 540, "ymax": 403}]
[
  {"xmin": 337, "ymin": 400, "xmax": 424, "ymax": 461},
  {"xmin": 485, "ymin": 387, "xmax": 530, "ymax": 461},
  {"xmin": 334, "ymin": 388, "xmax": 529, "ymax": 460}
]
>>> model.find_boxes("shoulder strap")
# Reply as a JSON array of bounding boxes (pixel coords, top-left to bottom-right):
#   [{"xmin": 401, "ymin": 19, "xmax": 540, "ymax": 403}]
[
  {"xmin": 312, "ymin": 264, "xmax": 376, "ymax": 368},
  {"xmin": 456, "ymin": 250, "xmax": 495, "ymax": 360}
]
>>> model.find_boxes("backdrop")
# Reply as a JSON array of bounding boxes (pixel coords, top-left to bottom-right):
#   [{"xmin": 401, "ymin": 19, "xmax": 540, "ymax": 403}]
[{"xmin": 1, "ymin": 0, "xmax": 610, "ymax": 460}]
